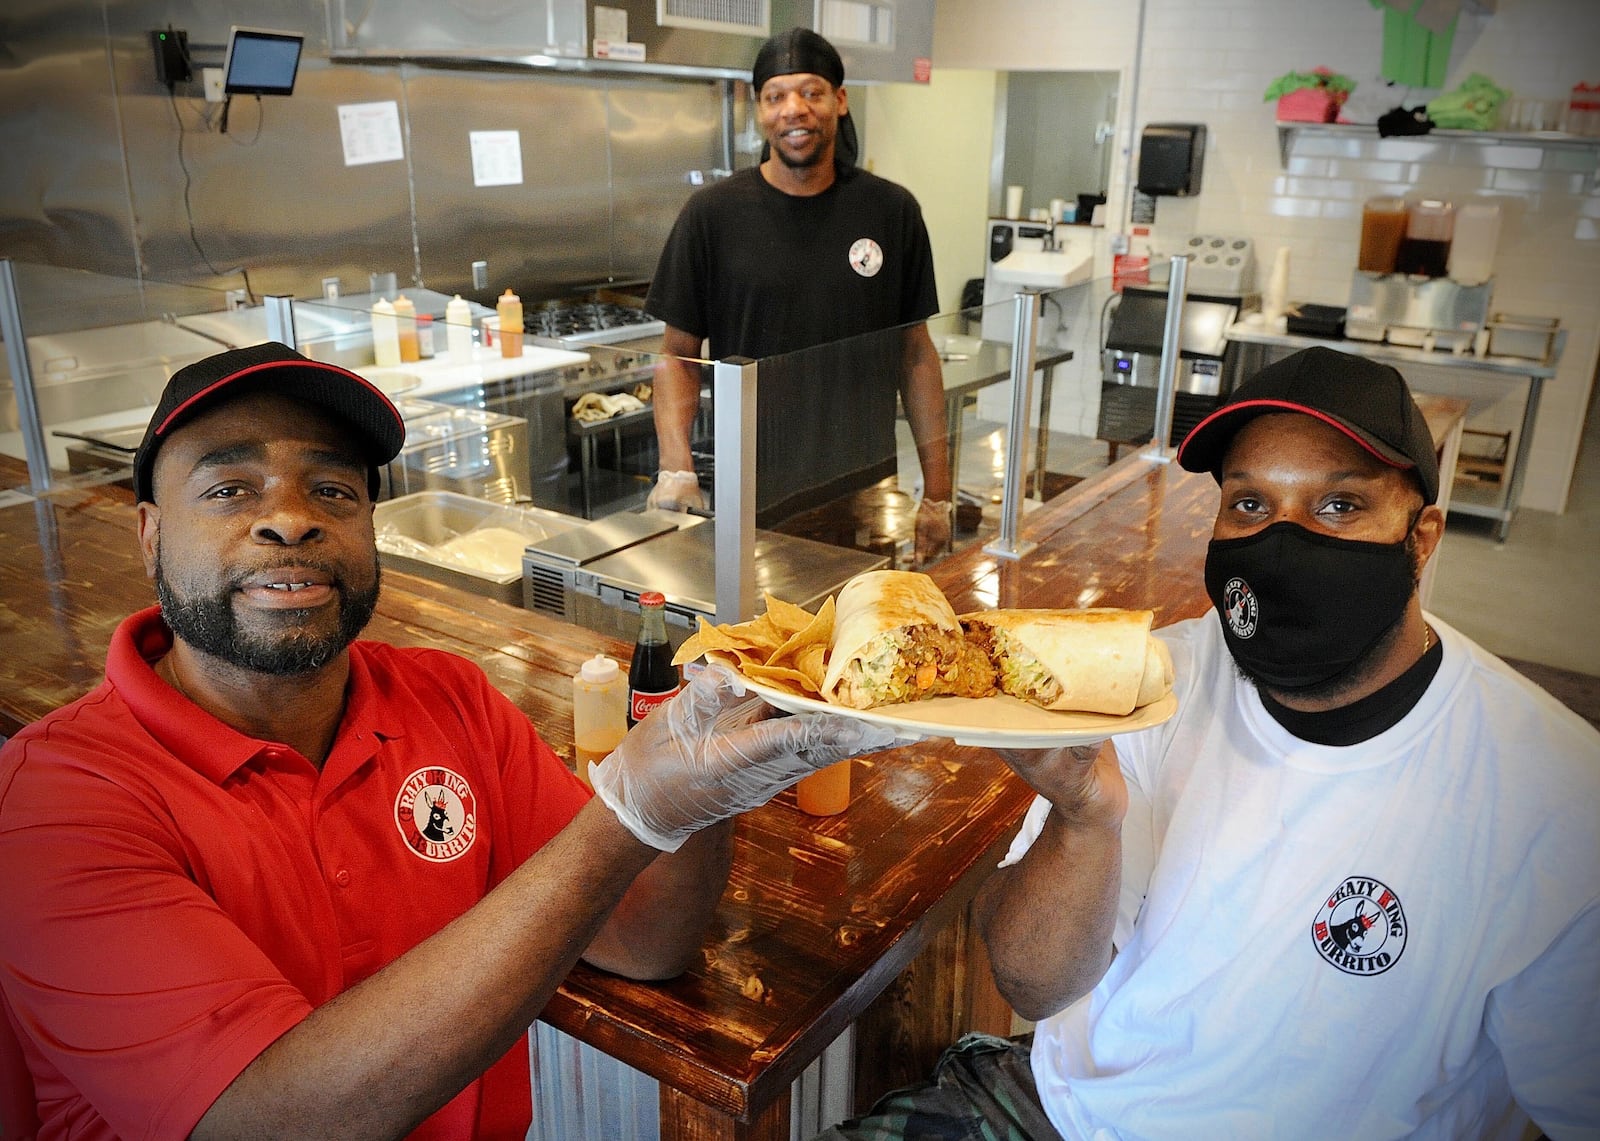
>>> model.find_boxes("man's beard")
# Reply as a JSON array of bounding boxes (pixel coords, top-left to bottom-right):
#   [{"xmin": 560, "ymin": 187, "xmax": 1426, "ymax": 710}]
[
  {"xmin": 775, "ymin": 145, "xmax": 824, "ymax": 170},
  {"xmin": 771, "ymin": 129, "xmax": 829, "ymax": 169},
  {"xmin": 155, "ymin": 550, "xmax": 381, "ymax": 676}
]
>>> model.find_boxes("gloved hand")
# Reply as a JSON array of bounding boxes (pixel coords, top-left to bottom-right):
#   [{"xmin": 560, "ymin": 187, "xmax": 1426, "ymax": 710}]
[
  {"xmin": 646, "ymin": 470, "xmax": 706, "ymax": 512},
  {"xmin": 590, "ymin": 664, "xmax": 899, "ymax": 851},
  {"xmin": 915, "ymin": 497, "xmax": 952, "ymax": 566}
]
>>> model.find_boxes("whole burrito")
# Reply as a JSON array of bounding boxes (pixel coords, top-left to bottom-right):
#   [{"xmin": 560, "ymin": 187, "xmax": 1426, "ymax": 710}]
[
  {"xmin": 960, "ymin": 608, "xmax": 1174, "ymax": 716},
  {"xmin": 822, "ymin": 570, "xmax": 996, "ymax": 709}
]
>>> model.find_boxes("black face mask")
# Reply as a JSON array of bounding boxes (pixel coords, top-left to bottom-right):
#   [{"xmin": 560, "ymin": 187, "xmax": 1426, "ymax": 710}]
[{"xmin": 1204, "ymin": 520, "xmax": 1416, "ymax": 691}]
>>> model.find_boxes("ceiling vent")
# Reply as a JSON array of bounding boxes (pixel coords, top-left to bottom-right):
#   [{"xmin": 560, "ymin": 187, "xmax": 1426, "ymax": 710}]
[
  {"xmin": 819, "ymin": 0, "xmax": 895, "ymax": 49},
  {"xmin": 657, "ymin": 0, "xmax": 770, "ymax": 36}
]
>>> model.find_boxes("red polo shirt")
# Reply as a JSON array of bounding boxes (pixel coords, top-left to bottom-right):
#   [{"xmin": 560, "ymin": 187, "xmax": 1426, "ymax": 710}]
[{"xmin": 0, "ymin": 607, "xmax": 591, "ymax": 1140}]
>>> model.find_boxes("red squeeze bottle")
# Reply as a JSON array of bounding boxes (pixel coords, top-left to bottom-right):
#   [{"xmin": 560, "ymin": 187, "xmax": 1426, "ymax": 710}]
[{"xmin": 628, "ymin": 592, "xmax": 682, "ymax": 726}]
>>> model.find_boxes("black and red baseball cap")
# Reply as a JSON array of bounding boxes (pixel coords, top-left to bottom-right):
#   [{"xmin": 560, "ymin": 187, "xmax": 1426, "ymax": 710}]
[
  {"xmin": 133, "ymin": 341, "xmax": 405, "ymax": 504},
  {"xmin": 1176, "ymin": 346, "xmax": 1439, "ymax": 504}
]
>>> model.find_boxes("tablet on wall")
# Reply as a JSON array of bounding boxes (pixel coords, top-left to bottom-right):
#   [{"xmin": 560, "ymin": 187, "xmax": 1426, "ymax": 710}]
[{"xmin": 222, "ymin": 27, "xmax": 304, "ymax": 97}]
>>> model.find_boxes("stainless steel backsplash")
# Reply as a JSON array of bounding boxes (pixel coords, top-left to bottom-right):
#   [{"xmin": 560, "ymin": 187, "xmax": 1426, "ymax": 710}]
[{"xmin": 0, "ymin": 0, "xmax": 734, "ymax": 308}]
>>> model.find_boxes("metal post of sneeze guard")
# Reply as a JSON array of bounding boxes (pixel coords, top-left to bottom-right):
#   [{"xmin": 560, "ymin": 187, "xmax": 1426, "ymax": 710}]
[
  {"xmin": 984, "ymin": 290, "xmax": 1042, "ymax": 560},
  {"xmin": 712, "ymin": 355, "xmax": 757, "ymax": 623},
  {"xmin": 0, "ymin": 258, "xmax": 51, "ymax": 494},
  {"xmin": 1146, "ymin": 254, "xmax": 1189, "ymax": 463},
  {"xmin": 264, "ymin": 294, "xmax": 298, "ymax": 350}
]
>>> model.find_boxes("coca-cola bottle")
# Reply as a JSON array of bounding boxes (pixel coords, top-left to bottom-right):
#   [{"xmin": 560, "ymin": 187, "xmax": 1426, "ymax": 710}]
[{"xmin": 628, "ymin": 592, "xmax": 682, "ymax": 727}]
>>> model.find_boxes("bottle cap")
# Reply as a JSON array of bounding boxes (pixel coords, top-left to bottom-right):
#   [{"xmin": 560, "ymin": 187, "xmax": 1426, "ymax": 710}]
[
  {"xmin": 639, "ymin": 591, "xmax": 665, "ymax": 608},
  {"xmin": 580, "ymin": 653, "xmax": 620, "ymax": 683}
]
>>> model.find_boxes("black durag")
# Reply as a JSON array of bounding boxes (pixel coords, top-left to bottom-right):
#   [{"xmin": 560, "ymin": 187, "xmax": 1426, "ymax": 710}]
[{"xmin": 751, "ymin": 27, "xmax": 859, "ymax": 168}]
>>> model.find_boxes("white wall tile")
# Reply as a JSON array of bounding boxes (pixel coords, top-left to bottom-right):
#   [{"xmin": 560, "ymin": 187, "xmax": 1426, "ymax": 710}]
[{"xmin": 927, "ymin": 0, "xmax": 1600, "ymax": 512}]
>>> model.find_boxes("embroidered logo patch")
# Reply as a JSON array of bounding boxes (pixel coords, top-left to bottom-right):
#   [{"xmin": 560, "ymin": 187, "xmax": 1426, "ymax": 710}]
[
  {"xmin": 1221, "ymin": 576, "xmax": 1258, "ymax": 639},
  {"xmin": 1312, "ymin": 875, "xmax": 1407, "ymax": 976},
  {"xmin": 848, "ymin": 237, "xmax": 884, "ymax": 278},
  {"xmin": 394, "ymin": 767, "xmax": 478, "ymax": 863}
]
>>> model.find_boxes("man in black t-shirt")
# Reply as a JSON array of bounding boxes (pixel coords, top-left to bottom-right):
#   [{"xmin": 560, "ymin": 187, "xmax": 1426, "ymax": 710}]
[{"xmin": 644, "ymin": 28, "xmax": 952, "ymax": 561}]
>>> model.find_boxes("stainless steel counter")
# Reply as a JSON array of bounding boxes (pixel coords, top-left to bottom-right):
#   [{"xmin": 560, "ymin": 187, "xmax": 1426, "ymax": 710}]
[{"xmin": 1225, "ymin": 322, "xmax": 1564, "ymax": 541}]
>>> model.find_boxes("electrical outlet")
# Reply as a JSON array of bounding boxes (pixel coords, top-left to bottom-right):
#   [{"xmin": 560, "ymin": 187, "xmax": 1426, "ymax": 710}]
[{"xmin": 202, "ymin": 68, "xmax": 225, "ymax": 103}]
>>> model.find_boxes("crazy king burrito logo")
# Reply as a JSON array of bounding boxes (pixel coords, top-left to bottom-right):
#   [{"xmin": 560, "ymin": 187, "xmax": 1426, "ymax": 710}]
[
  {"xmin": 1312, "ymin": 875, "xmax": 1408, "ymax": 976},
  {"xmin": 395, "ymin": 766, "xmax": 478, "ymax": 863}
]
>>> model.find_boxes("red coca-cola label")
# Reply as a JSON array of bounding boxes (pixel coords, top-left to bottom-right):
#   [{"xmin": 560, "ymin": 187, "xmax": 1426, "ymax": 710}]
[{"xmin": 629, "ymin": 686, "xmax": 680, "ymax": 724}]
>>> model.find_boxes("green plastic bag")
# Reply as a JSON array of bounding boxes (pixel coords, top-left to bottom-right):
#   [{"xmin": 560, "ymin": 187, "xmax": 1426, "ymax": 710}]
[{"xmin": 1426, "ymin": 73, "xmax": 1510, "ymax": 130}]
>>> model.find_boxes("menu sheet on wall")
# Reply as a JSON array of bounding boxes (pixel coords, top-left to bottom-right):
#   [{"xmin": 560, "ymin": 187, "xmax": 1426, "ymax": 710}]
[
  {"xmin": 337, "ymin": 101, "xmax": 404, "ymax": 166},
  {"xmin": 470, "ymin": 131, "xmax": 524, "ymax": 187}
]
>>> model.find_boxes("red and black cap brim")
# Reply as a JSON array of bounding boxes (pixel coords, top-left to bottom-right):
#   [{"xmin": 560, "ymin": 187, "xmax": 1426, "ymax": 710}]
[{"xmin": 133, "ymin": 342, "xmax": 404, "ymax": 503}]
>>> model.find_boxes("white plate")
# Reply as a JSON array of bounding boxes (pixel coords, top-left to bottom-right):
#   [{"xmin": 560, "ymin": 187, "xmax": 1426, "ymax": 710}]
[{"xmin": 708, "ymin": 653, "xmax": 1177, "ymax": 749}]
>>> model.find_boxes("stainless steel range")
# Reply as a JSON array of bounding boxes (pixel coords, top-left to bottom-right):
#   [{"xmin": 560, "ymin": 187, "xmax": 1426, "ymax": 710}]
[{"xmin": 524, "ymin": 300, "xmax": 665, "ymax": 347}]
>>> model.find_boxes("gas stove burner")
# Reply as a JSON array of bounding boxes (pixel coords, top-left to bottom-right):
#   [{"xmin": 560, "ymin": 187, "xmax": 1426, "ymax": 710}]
[{"xmin": 524, "ymin": 299, "xmax": 666, "ymax": 345}]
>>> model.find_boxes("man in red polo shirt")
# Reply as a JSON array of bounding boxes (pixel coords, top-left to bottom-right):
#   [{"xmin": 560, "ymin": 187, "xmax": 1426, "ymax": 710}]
[{"xmin": 0, "ymin": 342, "xmax": 894, "ymax": 1140}]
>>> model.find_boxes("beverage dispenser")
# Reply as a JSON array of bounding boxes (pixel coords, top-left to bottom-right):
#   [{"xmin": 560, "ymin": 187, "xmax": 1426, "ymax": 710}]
[{"xmin": 1347, "ymin": 198, "xmax": 1499, "ymax": 350}]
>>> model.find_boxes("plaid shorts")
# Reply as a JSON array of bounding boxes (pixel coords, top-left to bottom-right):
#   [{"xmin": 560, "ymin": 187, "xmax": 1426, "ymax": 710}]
[{"xmin": 808, "ymin": 1032, "xmax": 1063, "ymax": 1141}]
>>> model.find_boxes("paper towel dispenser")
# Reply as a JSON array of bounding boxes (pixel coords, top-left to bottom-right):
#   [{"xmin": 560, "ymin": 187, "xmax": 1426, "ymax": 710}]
[{"xmin": 1137, "ymin": 123, "xmax": 1206, "ymax": 197}]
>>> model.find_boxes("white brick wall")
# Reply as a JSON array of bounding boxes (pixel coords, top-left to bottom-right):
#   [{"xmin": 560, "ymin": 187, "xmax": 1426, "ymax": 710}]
[{"xmin": 926, "ymin": 0, "xmax": 1600, "ymax": 512}]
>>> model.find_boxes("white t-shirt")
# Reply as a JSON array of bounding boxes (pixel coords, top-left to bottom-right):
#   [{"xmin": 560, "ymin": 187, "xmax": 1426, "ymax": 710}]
[{"xmin": 1003, "ymin": 614, "xmax": 1600, "ymax": 1141}]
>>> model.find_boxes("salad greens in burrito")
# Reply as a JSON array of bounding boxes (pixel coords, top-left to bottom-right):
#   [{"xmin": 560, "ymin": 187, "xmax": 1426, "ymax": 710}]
[
  {"xmin": 821, "ymin": 570, "xmax": 996, "ymax": 710},
  {"xmin": 960, "ymin": 608, "xmax": 1174, "ymax": 716}
]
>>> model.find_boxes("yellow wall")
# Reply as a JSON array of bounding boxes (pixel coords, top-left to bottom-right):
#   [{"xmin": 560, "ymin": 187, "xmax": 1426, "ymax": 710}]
[{"xmin": 859, "ymin": 71, "xmax": 997, "ymax": 315}]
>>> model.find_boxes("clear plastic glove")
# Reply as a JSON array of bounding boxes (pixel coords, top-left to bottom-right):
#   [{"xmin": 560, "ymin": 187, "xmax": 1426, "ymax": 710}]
[
  {"xmin": 590, "ymin": 664, "xmax": 899, "ymax": 851},
  {"xmin": 646, "ymin": 470, "xmax": 706, "ymax": 513},
  {"xmin": 915, "ymin": 497, "xmax": 952, "ymax": 566}
]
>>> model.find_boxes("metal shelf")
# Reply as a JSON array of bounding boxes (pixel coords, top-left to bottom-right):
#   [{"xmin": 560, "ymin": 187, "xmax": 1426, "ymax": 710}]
[{"xmin": 1275, "ymin": 121, "xmax": 1600, "ymax": 188}]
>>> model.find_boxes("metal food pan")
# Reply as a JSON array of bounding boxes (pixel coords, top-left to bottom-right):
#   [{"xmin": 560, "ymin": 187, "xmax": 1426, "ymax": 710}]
[
  {"xmin": 375, "ymin": 490, "xmax": 581, "ymax": 604},
  {"xmin": 1486, "ymin": 315, "xmax": 1559, "ymax": 363}
]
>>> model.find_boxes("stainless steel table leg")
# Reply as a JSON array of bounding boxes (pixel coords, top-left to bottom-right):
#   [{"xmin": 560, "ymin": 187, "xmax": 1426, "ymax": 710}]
[
  {"xmin": 580, "ymin": 435, "xmax": 595, "ymax": 518},
  {"xmin": 1496, "ymin": 372, "xmax": 1544, "ymax": 542},
  {"xmin": 946, "ymin": 393, "xmax": 965, "ymax": 495},
  {"xmin": 1033, "ymin": 362, "xmax": 1057, "ymax": 501}
]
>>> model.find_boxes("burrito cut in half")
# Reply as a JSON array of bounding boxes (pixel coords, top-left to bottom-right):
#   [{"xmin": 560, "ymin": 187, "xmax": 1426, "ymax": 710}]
[
  {"xmin": 961, "ymin": 608, "xmax": 1174, "ymax": 717},
  {"xmin": 822, "ymin": 570, "xmax": 996, "ymax": 710}
]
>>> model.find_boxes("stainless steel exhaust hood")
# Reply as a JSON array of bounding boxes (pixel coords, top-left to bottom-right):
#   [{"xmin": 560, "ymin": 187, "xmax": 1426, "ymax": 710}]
[{"xmin": 330, "ymin": 0, "xmax": 934, "ymax": 84}]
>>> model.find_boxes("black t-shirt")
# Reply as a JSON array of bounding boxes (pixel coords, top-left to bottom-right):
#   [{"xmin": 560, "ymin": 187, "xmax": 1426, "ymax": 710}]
[{"xmin": 645, "ymin": 166, "xmax": 941, "ymax": 521}]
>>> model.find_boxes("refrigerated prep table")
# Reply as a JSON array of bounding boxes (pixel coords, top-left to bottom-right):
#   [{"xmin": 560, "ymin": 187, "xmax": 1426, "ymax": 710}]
[{"xmin": 522, "ymin": 510, "xmax": 887, "ymax": 649}]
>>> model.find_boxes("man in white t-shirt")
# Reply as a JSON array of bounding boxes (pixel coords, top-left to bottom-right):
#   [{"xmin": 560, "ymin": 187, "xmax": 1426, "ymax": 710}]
[{"xmin": 813, "ymin": 347, "xmax": 1599, "ymax": 1141}]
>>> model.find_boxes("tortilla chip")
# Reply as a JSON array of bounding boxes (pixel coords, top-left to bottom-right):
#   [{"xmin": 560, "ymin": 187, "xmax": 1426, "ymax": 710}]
[
  {"xmin": 763, "ymin": 593, "xmax": 819, "ymax": 636},
  {"xmin": 792, "ymin": 642, "xmax": 827, "ymax": 689},
  {"xmin": 671, "ymin": 597, "xmax": 827, "ymax": 669},
  {"xmin": 766, "ymin": 597, "xmax": 834, "ymax": 667},
  {"xmin": 673, "ymin": 614, "xmax": 781, "ymax": 666},
  {"xmin": 742, "ymin": 661, "xmax": 819, "ymax": 696}
]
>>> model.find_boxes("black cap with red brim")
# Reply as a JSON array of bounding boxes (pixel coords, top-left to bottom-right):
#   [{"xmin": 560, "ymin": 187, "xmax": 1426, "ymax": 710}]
[
  {"xmin": 1176, "ymin": 345, "xmax": 1439, "ymax": 504},
  {"xmin": 133, "ymin": 341, "xmax": 405, "ymax": 504}
]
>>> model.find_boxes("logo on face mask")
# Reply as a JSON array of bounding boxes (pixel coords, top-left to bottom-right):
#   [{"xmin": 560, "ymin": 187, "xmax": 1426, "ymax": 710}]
[
  {"xmin": 1221, "ymin": 577, "xmax": 1259, "ymax": 639},
  {"xmin": 849, "ymin": 238, "xmax": 884, "ymax": 277},
  {"xmin": 1311, "ymin": 875, "xmax": 1408, "ymax": 976},
  {"xmin": 394, "ymin": 766, "xmax": 478, "ymax": 863}
]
